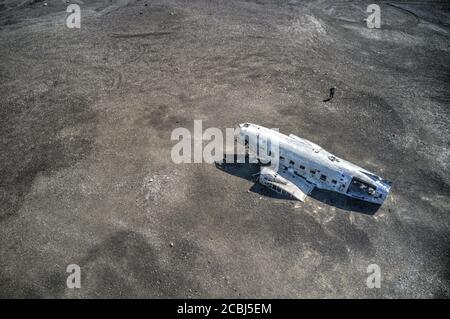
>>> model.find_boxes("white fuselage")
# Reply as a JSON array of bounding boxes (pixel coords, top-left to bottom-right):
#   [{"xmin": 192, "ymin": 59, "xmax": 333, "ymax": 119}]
[{"xmin": 235, "ymin": 123, "xmax": 391, "ymax": 204}]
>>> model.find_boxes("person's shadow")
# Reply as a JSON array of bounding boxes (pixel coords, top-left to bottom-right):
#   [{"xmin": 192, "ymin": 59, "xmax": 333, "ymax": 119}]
[
  {"xmin": 214, "ymin": 154, "xmax": 381, "ymax": 215},
  {"xmin": 323, "ymin": 87, "xmax": 336, "ymax": 102}
]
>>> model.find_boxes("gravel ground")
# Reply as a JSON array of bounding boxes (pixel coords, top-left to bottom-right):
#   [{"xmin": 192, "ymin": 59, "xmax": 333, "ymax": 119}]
[{"xmin": 0, "ymin": 0, "xmax": 449, "ymax": 298}]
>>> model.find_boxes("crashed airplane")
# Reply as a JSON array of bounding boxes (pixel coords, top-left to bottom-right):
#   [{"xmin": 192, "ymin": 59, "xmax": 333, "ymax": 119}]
[{"xmin": 235, "ymin": 123, "xmax": 392, "ymax": 205}]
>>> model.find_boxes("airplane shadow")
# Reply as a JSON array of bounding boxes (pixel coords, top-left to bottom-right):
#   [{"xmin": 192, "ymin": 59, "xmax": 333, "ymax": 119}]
[
  {"xmin": 309, "ymin": 189, "xmax": 380, "ymax": 215},
  {"xmin": 215, "ymin": 154, "xmax": 381, "ymax": 215},
  {"xmin": 214, "ymin": 155, "xmax": 293, "ymax": 200}
]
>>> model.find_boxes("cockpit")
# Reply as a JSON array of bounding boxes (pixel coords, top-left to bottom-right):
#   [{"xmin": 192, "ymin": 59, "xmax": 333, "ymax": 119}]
[{"xmin": 347, "ymin": 177, "xmax": 377, "ymax": 198}]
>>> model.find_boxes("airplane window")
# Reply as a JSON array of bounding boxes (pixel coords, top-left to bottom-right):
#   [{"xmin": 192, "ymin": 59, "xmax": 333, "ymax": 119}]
[
  {"xmin": 310, "ymin": 170, "xmax": 316, "ymax": 175},
  {"xmin": 289, "ymin": 160, "xmax": 295, "ymax": 165},
  {"xmin": 331, "ymin": 180, "xmax": 337, "ymax": 184},
  {"xmin": 320, "ymin": 174, "xmax": 327, "ymax": 181},
  {"xmin": 300, "ymin": 165, "xmax": 305, "ymax": 170},
  {"xmin": 280, "ymin": 156, "xmax": 285, "ymax": 160}
]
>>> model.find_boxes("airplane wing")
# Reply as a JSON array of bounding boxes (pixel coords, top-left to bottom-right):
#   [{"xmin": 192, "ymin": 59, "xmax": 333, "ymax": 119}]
[{"xmin": 259, "ymin": 167, "xmax": 315, "ymax": 202}]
